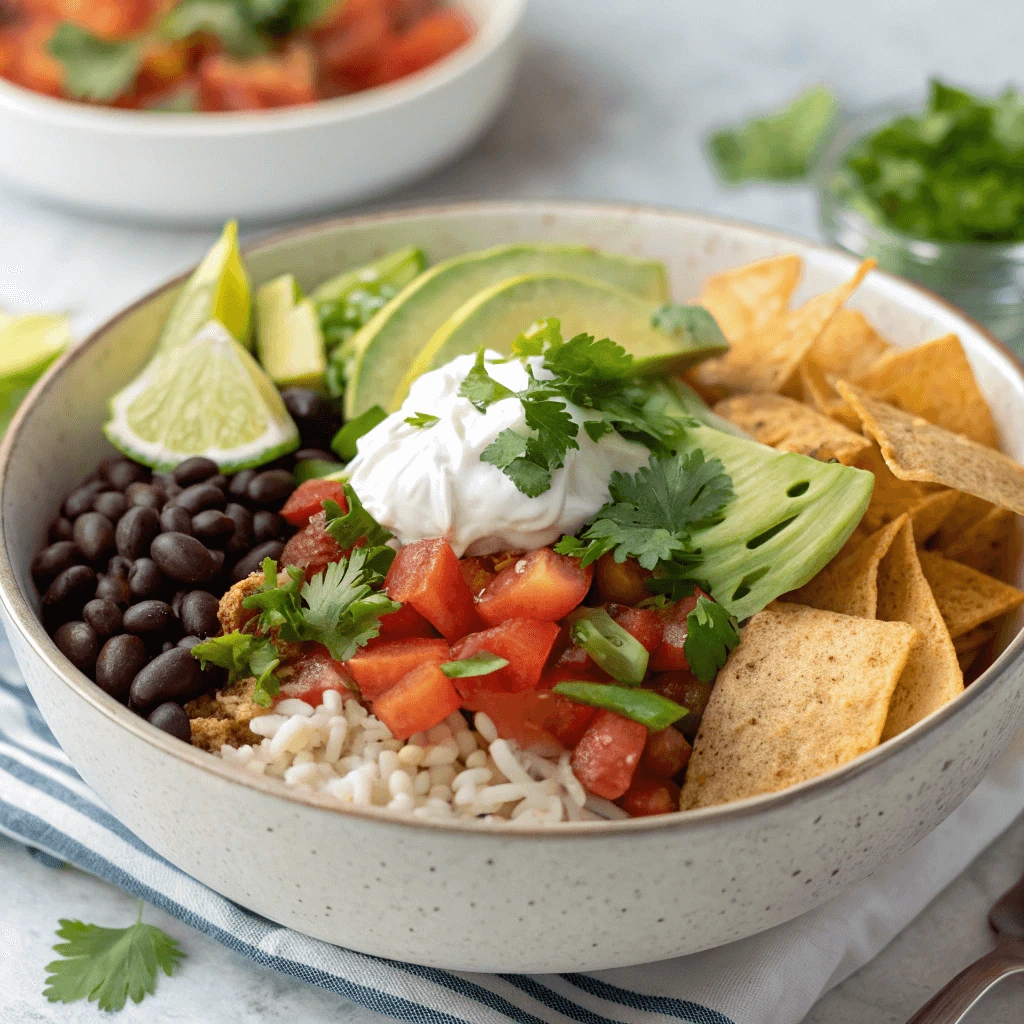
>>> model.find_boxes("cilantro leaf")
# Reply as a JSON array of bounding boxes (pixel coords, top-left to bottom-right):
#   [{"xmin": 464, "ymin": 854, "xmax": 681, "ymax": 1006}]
[
  {"xmin": 191, "ymin": 631, "xmax": 282, "ymax": 706},
  {"xmin": 501, "ymin": 457, "xmax": 552, "ymax": 499},
  {"xmin": 440, "ymin": 650, "xmax": 509, "ymax": 678},
  {"xmin": 480, "ymin": 428, "xmax": 529, "ymax": 469},
  {"xmin": 708, "ymin": 85, "xmax": 838, "ymax": 183},
  {"xmin": 43, "ymin": 902, "xmax": 185, "ymax": 1012},
  {"xmin": 510, "ymin": 317, "xmax": 562, "ymax": 359},
  {"xmin": 684, "ymin": 595, "xmax": 740, "ymax": 683},
  {"xmin": 160, "ymin": 0, "xmax": 269, "ymax": 58},
  {"xmin": 458, "ymin": 348, "xmax": 515, "ymax": 411},
  {"xmin": 405, "ymin": 412, "xmax": 439, "ymax": 429},
  {"xmin": 583, "ymin": 418, "xmax": 614, "ymax": 443},
  {"xmin": 652, "ymin": 304, "xmax": 727, "ymax": 351},
  {"xmin": 48, "ymin": 23, "xmax": 142, "ymax": 102},
  {"xmin": 323, "ymin": 483, "xmax": 393, "ymax": 549}
]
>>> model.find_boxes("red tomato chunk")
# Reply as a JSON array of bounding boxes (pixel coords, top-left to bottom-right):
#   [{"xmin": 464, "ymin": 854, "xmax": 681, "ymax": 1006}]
[
  {"xmin": 459, "ymin": 556, "xmax": 496, "ymax": 597},
  {"xmin": 570, "ymin": 710, "xmax": 647, "ymax": 800},
  {"xmin": 280, "ymin": 510, "xmax": 348, "ymax": 580},
  {"xmin": 280, "ymin": 478, "xmax": 348, "ymax": 527},
  {"xmin": 608, "ymin": 604, "xmax": 663, "ymax": 653},
  {"xmin": 373, "ymin": 661, "xmax": 462, "ymax": 740},
  {"xmin": 385, "ymin": 538, "xmax": 481, "ymax": 642},
  {"xmin": 650, "ymin": 593, "xmax": 701, "ymax": 672},
  {"xmin": 476, "ymin": 547, "xmax": 592, "ymax": 627},
  {"xmin": 276, "ymin": 646, "xmax": 354, "ymax": 706},
  {"xmin": 595, "ymin": 552, "xmax": 652, "ymax": 605},
  {"xmin": 344, "ymin": 637, "xmax": 450, "ymax": 700},
  {"xmin": 375, "ymin": 601, "xmax": 437, "ymax": 641},
  {"xmin": 450, "ymin": 618, "xmax": 560, "ymax": 697},
  {"xmin": 617, "ymin": 773, "xmax": 681, "ymax": 817},
  {"xmin": 640, "ymin": 727, "xmax": 692, "ymax": 779},
  {"xmin": 464, "ymin": 689, "xmax": 596, "ymax": 750}
]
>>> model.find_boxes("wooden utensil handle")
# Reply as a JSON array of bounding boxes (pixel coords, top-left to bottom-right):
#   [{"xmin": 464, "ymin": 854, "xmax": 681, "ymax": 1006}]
[{"xmin": 905, "ymin": 937, "xmax": 1024, "ymax": 1024}]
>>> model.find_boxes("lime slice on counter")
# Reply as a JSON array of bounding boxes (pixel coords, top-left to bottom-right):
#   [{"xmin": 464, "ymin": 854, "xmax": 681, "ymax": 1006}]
[
  {"xmin": 105, "ymin": 319, "xmax": 298, "ymax": 472},
  {"xmin": 157, "ymin": 220, "xmax": 252, "ymax": 353},
  {"xmin": 0, "ymin": 310, "xmax": 71, "ymax": 432}
]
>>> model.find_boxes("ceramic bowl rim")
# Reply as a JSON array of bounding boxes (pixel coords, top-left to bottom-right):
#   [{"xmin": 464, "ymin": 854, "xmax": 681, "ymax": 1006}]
[
  {"xmin": 2, "ymin": 198, "xmax": 1023, "ymax": 839},
  {"xmin": 0, "ymin": 0, "xmax": 527, "ymax": 137}
]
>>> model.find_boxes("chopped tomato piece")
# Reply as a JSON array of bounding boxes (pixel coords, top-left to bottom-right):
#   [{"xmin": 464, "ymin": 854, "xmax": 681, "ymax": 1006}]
[
  {"xmin": 345, "ymin": 637, "xmax": 450, "ymax": 700},
  {"xmin": 476, "ymin": 547, "xmax": 592, "ymax": 627},
  {"xmin": 608, "ymin": 604, "xmax": 663, "ymax": 653},
  {"xmin": 644, "ymin": 671, "xmax": 713, "ymax": 742},
  {"xmin": 5, "ymin": 20, "xmax": 64, "ymax": 97},
  {"xmin": 450, "ymin": 618, "xmax": 560, "ymax": 697},
  {"xmin": 373, "ymin": 660, "xmax": 461, "ymax": 740},
  {"xmin": 276, "ymin": 645, "xmax": 354, "ymax": 706},
  {"xmin": 279, "ymin": 509, "xmax": 347, "ymax": 580},
  {"xmin": 374, "ymin": 601, "xmax": 437, "ymax": 641},
  {"xmin": 281, "ymin": 479, "xmax": 348, "ymax": 527},
  {"xmin": 199, "ymin": 43, "xmax": 317, "ymax": 112},
  {"xmin": 539, "ymin": 636, "xmax": 607, "ymax": 686},
  {"xmin": 385, "ymin": 538, "xmax": 481, "ymax": 642},
  {"xmin": 464, "ymin": 688, "xmax": 595, "ymax": 750},
  {"xmin": 616, "ymin": 773, "xmax": 681, "ymax": 817},
  {"xmin": 640, "ymin": 727, "xmax": 692, "ymax": 779},
  {"xmin": 650, "ymin": 593, "xmax": 702, "ymax": 672},
  {"xmin": 367, "ymin": 9, "xmax": 472, "ymax": 86},
  {"xmin": 459, "ymin": 556, "xmax": 495, "ymax": 598},
  {"xmin": 317, "ymin": 0, "xmax": 393, "ymax": 92},
  {"xmin": 542, "ymin": 693, "xmax": 597, "ymax": 748},
  {"xmin": 595, "ymin": 553, "xmax": 652, "ymax": 605},
  {"xmin": 570, "ymin": 710, "xmax": 647, "ymax": 800}
]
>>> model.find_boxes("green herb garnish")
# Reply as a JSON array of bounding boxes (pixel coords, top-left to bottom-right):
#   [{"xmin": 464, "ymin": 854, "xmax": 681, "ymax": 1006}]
[
  {"xmin": 191, "ymin": 631, "xmax": 282, "ymax": 707},
  {"xmin": 440, "ymin": 651, "xmax": 509, "ymax": 678},
  {"xmin": 568, "ymin": 608, "xmax": 649, "ymax": 686},
  {"xmin": 552, "ymin": 682, "xmax": 687, "ymax": 731},
  {"xmin": 683, "ymin": 595, "xmax": 740, "ymax": 683},
  {"xmin": 48, "ymin": 24, "xmax": 142, "ymax": 102},
  {"xmin": 405, "ymin": 412, "xmax": 440, "ymax": 429},
  {"xmin": 322, "ymin": 483, "xmax": 393, "ymax": 550}
]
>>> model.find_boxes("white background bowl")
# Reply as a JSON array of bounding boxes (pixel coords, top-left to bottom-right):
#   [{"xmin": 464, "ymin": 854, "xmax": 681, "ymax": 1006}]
[
  {"xmin": 0, "ymin": 0, "xmax": 526, "ymax": 225},
  {"xmin": 2, "ymin": 203, "xmax": 1023, "ymax": 972}
]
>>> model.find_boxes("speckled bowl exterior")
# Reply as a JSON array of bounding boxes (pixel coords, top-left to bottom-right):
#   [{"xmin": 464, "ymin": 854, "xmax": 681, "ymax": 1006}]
[{"xmin": 2, "ymin": 203, "xmax": 1023, "ymax": 973}]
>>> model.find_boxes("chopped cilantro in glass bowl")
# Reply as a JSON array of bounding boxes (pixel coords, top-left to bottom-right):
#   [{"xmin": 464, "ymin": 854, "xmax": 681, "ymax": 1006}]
[{"xmin": 818, "ymin": 82, "xmax": 1024, "ymax": 351}]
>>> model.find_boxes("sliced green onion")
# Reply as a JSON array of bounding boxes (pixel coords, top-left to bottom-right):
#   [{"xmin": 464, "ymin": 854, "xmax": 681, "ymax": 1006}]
[
  {"xmin": 294, "ymin": 458, "xmax": 344, "ymax": 483},
  {"xmin": 440, "ymin": 650, "xmax": 509, "ymax": 678},
  {"xmin": 569, "ymin": 607, "xmax": 649, "ymax": 685},
  {"xmin": 553, "ymin": 681, "xmax": 687, "ymax": 731},
  {"xmin": 331, "ymin": 405, "xmax": 387, "ymax": 461}
]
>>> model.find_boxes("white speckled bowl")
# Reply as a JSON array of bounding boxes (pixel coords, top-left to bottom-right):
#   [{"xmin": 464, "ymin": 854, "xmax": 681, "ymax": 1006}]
[{"xmin": 2, "ymin": 203, "xmax": 1023, "ymax": 973}]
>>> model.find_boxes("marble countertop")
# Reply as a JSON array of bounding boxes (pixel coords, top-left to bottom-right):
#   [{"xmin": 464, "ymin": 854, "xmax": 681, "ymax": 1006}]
[{"xmin": 1, "ymin": 0, "xmax": 1023, "ymax": 1020}]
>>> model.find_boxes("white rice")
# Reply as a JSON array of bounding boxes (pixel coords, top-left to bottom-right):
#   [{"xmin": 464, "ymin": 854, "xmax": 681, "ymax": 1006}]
[{"xmin": 218, "ymin": 690, "xmax": 609, "ymax": 823}]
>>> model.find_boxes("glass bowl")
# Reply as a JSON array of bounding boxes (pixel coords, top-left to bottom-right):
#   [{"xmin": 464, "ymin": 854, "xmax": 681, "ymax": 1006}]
[{"xmin": 817, "ymin": 102, "xmax": 1024, "ymax": 354}]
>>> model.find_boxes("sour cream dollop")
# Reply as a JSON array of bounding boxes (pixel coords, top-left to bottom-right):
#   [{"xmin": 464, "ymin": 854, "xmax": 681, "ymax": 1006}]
[{"xmin": 345, "ymin": 351, "xmax": 651, "ymax": 556}]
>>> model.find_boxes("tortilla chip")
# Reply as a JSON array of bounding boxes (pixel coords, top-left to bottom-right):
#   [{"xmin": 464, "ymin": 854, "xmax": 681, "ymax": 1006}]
[
  {"xmin": 855, "ymin": 442, "xmax": 932, "ymax": 534},
  {"xmin": 712, "ymin": 393, "xmax": 870, "ymax": 466},
  {"xmin": 953, "ymin": 625, "xmax": 996, "ymax": 655},
  {"xmin": 940, "ymin": 506, "xmax": 1016, "ymax": 574},
  {"xmin": 917, "ymin": 549, "xmax": 1024, "ymax": 639},
  {"xmin": 808, "ymin": 308, "xmax": 892, "ymax": 378},
  {"xmin": 877, "ymin": 521, "xmax": 963, "ymax": 740},
  {"xmin": 849, "ymin": 334, "xmax": 999, "ymax": 448},
  {"xmin": 697, "ymin": 254, "xmax": 802, "ymax": 343},
  {"xmin": 958, "ymin": 647, "xmax": 982, "ymax": 674},
  {"xmin": 836, "ymin": 381, "xmax": 1024, "ymax": 515},
  {"xmin": 789, "ymin": 515, "xmax": 906, "ymax": 618},
  {"xmin": 932, "ymin": 494, "xmax": 995, "ymax": 551},
  {"xmin": 691, "ymin": 261, "xmax": 874, "ymax": 397},
  {"xmin": 908, "ymin": 490, "xmax": 962, "ymax": 545},
  {"xmin": 796, "ymin": 359, "xmax": 860, "ymax": 428},
  {"xmin": 679, "ymin": 602, "xmax": 916, "ymax": 810}
]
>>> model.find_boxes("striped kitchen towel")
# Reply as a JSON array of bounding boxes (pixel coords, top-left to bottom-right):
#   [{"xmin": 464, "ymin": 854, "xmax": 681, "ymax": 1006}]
[{"xmin": 2, "ymin": 641, "xmax": 1023, "ymax": 1024}]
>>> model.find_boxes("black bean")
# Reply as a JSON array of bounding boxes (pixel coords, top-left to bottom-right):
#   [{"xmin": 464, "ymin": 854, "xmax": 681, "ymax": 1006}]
[
  {"xmin": 80, "ymin": 467, "xmax": 104, "ymax": 487},
  {"xmin": 191, "ymin": 510, "xmax": 234, "ymax": 544},
  {"xmin": 42, "ymin": 565, "xmax": 96, "ymax": 621},
  {"xmin": 179, "ymin": 590, "xmax": 220, "ymax": 639},
  {"xmin": 64, "ymin": 481, "xmax": 106, "ymax": 518},
  {"xmin": 208, "ymin": 549, "xmax": 225, "ymax": 575},
  {"xmin": 53, "ymin": 620, "xmax": 99, "ymax": 673},
  {"xmin": 173, "ymin": 482, "xmax": 226, "ymax": 516},
  {"xmin": 73, "ymin": 512, "xmax": 115, "ymax": 562},
  {"xmin": 151, "ymin": 472, "xmax": 176, "ymax": 490},
  {"xmin": 252, "ymin": 510, "xmax": 285, "ymax": 544},
  {"xmin": 281, "ymin": 387, "xmax": 340, "ymax": 448},
  {"xmin": 115, "ymin": 505, "xmax": 160, "ymax": 560},
  {"xmin": 148, "ymin": 702, "xmax": 192, "ymax": 742},
  {"xmin": 177, "ymin": 635, "xmax": 202, "ymax": 650},
  {"xmin": 125, "ymin": 481, "xmax": 164, "ymax": 510},
  {"xmin": 246, "ymin": 469, "xmax": 295, "ymax": 507},
  {"xmin": 160, "ymin": 504, "xmax": 192, "ymax": 535},
  {"xmin": 82, "ymin": 598, "xmax": 123, "ymax": 637},
  {"xmin": 92, "ymin": 491, "xmax": 128, "ymax": 520},
  {"xmin": 228, "ymin": 469, "xmax": 256, "ymax": 501},
  {"xmin": 162, "ymin": 481, "xmax": 183, "ymax": 501},
  {"xmin": 161, "ymin": 641, "xmax": 176, "ymax": 653},
  {"xmin": 173, "ymin": 456, "xmax": 219, "ymax": 486},
  {"xmin": 129, "ymin": 646, "xmax": 203, "ymax": 713},
  {"xmin": 95, "ymin": 573, "xmax": 131, "ymax": 606},
  {"xmin": 32, "ymin": 541, "xmax": 83, "ymax": 585},
  {"xmin": 207, "ymin": 474, "xmax": 229, "ymax": 491},
  {"xmin": 123, "ymin": 599, "xmax": 174, "ymax": 635},
  {"xmin": 128, "ymin": 558, "xmax": 163, "ymax": 599},
  {"xmin": 50, "ymin": 517, "xmax": 74, "ymax": 542},
  {"xmin": 281, "ymin": 387, "xmax": 321, "ymax": 421},
  {"xmin": 294, "ymin": 447, "xmax": 340, "ymax": 465},
  {"xmin": 107, "ymin": 554, "xmax": 133, "ymax": 578},
  {"xmin": 232, "ymin": 540, "xmax": 284, "ymax": 581},
  {"xmin": 150, "ymin": 532, "xmax": 216, "ymax": 583},
  {"xmin": 104, "ymin": 458, "xmax": 147, "ymax": 490},
  {"xmin": 95, "ymin": 634, "xmax": 148, "ymax": 701},
  {"xmin": 223, "ymin": 503, "xmax": 254, "ymax": 554},
  {"xmin": 170, "ymin": 589, "xmax": 187, "ymax": 618}
]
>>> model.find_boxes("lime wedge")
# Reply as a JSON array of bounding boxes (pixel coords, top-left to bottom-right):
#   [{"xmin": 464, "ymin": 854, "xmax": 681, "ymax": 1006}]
[
  {"xmin": 0, "ymin": 310, "xmax": 71, "ymax": 431},
  {"xmin": 157, "ymin": 221, "xmax": 252, "ymax": 353},
  {"xmin": 105, "ymin": 320, "xmax": 298, "ymax": 472}
]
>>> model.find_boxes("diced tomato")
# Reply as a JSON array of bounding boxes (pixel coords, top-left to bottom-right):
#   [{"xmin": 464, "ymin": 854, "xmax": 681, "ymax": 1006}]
[
  {"xmin": 279, "ymin": 510, "xmax": 347, "ymax": 580},
  {"xmin": 316, "ymin": 0, "xmax": 393, "ymax": 92},
  {"xmin": 463, "ymin": 688, "xmax": 596, "ymax": 750},
  {"xmin": 539, "ymin": 637, "xmax": 606, "ymax": 686},
  {"xmin": 644, "ymin": 671, "xmax": 713, "ymax": 743},
  {"xmin": 616, "ymin": 773, "xmax": 681, "ymax": 817},
  {"xmin": 55, "ymin": 0, "xmax": 158, "ymax": 39},
  {"xmin": 570, "ymin": 710, "xmax": 647, "ymax": 800},
  {"xmin": 449, "ymin": 618, "xmax": 560, "ymax": 697},
  {"xmin": 199, "ymin": 43, "xmax": 317, "ymax": 112},
  {"xmin": 640, "ymin": 727, "xmax": 692, "ymax": 779},
  {"xmin": 608, "ymin": 604, "xmax": 663, "ymax": 653},
  {"xmin": 476, "ymin": 547, "xmax": 592, "ymax": 627},
  {"xmin": 385, "ymin": 538, "xmax": 481, "ymax": 642},
  {"xmin": 542, "ymin": 694, "xmax": 597, "ymax": 748},
  {"xmin": 276, "ymin": 645, "xmax": 355, "ymax": 706},
  {"xmin": 595, "ymin": 553, "xmax": 652, "ymax": 605},
  {"xmin": 4, "ymin": 20, "xmax": 64, "ymax": 98},
  {"xmin": 650, "ymin": 593, "xmax": 702, "ymax": 672},
  {"xmin": 372, "ymin": 660, "xmax": 461, "ymax": 740},
  {"xmin": 459, "ymin": 556, "xmax": 495, "ymax": 598},
  {"xmin": 344, "ymin": 637, "xmax": 450, "ymax": 700},
  {"xmin": 374, "ymin": 601, "xmax": 437, "ymax": 641},
  {"xmin": 366, "ymin": 9, "xmax": 472, "ymax": 87},
  {"xmin": 281, "ymin": 479, "xmax": 348, "ymax": 527}
]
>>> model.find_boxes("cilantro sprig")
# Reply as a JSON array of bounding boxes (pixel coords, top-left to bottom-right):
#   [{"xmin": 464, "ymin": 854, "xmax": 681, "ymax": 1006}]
[
  {"xmin": 683, "ymin": 595, "xmax": 740, "ymax": 683},
  {"xmin": 191, "ymin": 631, "xmax": 283, "ymax": 707},
  {"xmin": 322, "ymin": 482, "xmax": 394, "ymax": 550},
  {"xmin": 43, "ymin": 902, "xmax": 185, "ymax": 1012}
]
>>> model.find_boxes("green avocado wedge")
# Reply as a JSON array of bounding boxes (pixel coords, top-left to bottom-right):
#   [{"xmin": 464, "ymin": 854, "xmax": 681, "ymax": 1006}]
[
  {"xmin": 394, "ymin": 273, "xmax": 727, "ymax": 411},
  {"xmin": 674, "ymin": 422, "xmax": 874, "ymax": 620},
  {"xmin": 343, "ymin": 243, "xmax": 670, "ymax": 417}
]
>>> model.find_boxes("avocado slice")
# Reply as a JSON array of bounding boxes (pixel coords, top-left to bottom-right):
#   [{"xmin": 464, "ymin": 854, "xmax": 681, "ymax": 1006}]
[
  {"xmin": 394, "ymin": 274, "xmax": 727, "ymax": 410},
  {"xmin": 343, "ymin": 243, "xmax": 670, "ymax": 418},
  {"xmin": 645, "ymin": 378, "xmax": 749, "ymax": 438},
  {"xmin": 677, "ymin": 422, "xmax": 873, "ymax": 620},
  {"xmin": 256, "ymin": 274, "xmax": 327, "ymax": 391},
  {"xmin": 310, "ymin": 246, "xmax": 427, "ymax": 307}
]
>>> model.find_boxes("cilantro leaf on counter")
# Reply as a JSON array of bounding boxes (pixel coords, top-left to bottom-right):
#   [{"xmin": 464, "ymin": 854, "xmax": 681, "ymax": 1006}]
[
  {"xmin": 684, "ymin": 595, "xmax": 741, "ymax": 683},
  {"xmin": 405, "ymin": 411, "xmax": 439, "ymax": 429},
  {"xmin": 322, "ymin": 483, "xmax": 394, "ymax": 550},
  {"xmin": 43, "ymin": 902, "xmax": 185, "ymax": 1012},
  {"xmin": 191, "ymin": 631, "xmax": 282, "ymax": 707},
  {"xmin": 708, "ymin": 85, "xmax": 838, "ymax": 183},
  {"xmin": 48, "ymin": 23, "xmax": 142, "ymax": 102}
]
